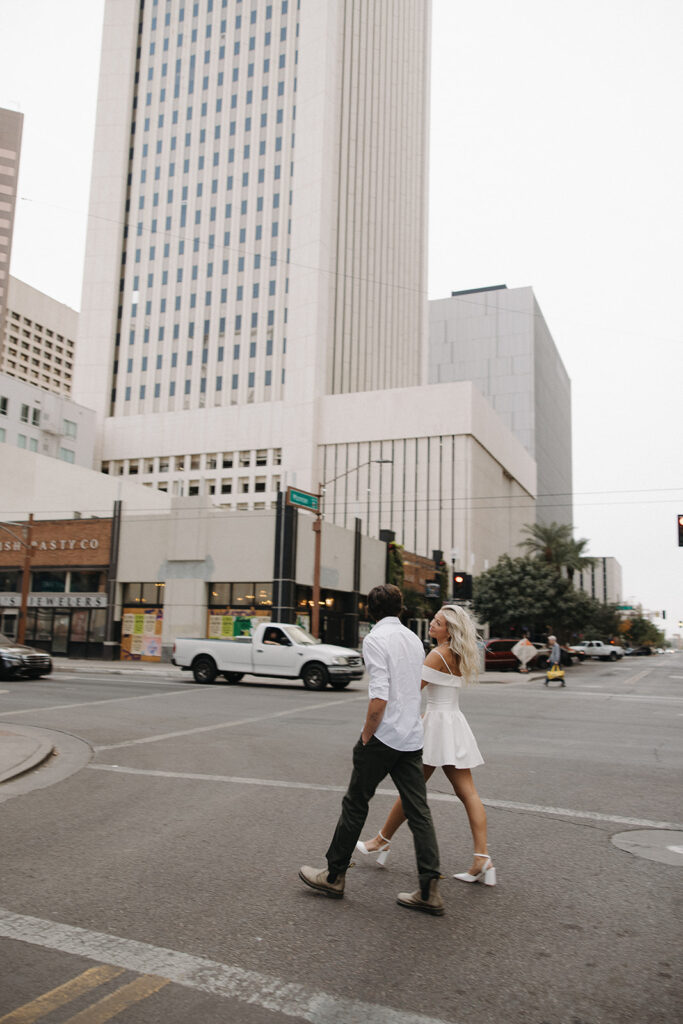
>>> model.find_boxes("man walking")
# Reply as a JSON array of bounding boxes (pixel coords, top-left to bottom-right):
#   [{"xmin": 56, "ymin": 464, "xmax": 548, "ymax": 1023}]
[{"xmin": 299, "ymin": 584, "xmax": 443, "ymax": 915}]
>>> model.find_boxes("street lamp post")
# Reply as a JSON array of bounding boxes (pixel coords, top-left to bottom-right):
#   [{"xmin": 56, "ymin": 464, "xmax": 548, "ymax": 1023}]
[
  {"xmin": 0, "ymin": 514, "xmax": 33, "ymax": 644},
  {"xmin": 310, "ymin": 459, "xmax": 392, "ymax": 639}
]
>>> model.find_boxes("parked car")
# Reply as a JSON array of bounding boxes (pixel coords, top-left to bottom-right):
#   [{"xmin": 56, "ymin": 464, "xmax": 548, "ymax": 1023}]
[
  {"xmin": 625, "ymin": 645, "xmax": 653, "ymax": 656},
  {"xmin": 484, "ymin": 638, "xmax": 549, "ymax": 672},
  {"xmin": 569, "ymin": 640, "xmax": 624, "ymax": 661},
  {"xmin": 0, "ymin": 633, "xmax": 53, "ymax": 680},
  {"xmin": 172, "ymin": 621, "xmax": 365, "ymax": 689}
]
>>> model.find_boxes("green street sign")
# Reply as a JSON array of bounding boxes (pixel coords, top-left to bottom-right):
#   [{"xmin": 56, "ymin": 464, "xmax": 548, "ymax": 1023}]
[
  {"xmin": 617, "ymin": 605, "xmax": 635, "ymax": 611},
  {"xmin": 287, "ymin": 486, "xmax": 319, "ymax": 512}
]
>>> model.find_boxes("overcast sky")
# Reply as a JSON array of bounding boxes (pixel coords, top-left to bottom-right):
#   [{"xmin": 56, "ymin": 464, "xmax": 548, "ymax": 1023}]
[{"xmin": 1, "ymin": 0, "xmax": 681, "ymax": 634}]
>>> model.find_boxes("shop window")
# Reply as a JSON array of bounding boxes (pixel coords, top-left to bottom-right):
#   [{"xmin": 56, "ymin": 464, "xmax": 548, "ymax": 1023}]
[
  {"xmin": 122, "ymin": 582, "xmax": 165, "ymax": 606},
  {"xmin": 232, "ymin": 582, "xmax": 256, "ymax": 605},
  {"xmin": 89, "ymin": 609, "xmax": 107, "ymax": 643},
  {"xmin": 31, "ymin": 571, "xmax": 67, "ymax": 593},
  {"xmin": 0, "ymin": 570, "xmax": 19, "ymax": 592},
  {"xmin": 70, "ymin": 571, "xmax": 105, "ymax": 593},
  {"xmin": 208, "ymin": 583, "xmax": 231, "ymax": 605}
]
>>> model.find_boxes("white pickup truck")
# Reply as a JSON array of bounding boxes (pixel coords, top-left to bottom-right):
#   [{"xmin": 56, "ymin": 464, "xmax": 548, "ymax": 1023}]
[
  {"xmin": 569, "ymin": 640, "xmax": 624, "ymax": 661},
  {"xmin": 171, "ymin": 621, "xmax": 365, "ymax": 689}
]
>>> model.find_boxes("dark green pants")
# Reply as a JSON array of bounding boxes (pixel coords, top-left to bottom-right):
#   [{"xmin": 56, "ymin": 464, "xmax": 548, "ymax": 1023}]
[{"xmin": 325, "ymin": 735, "xmax": 440, "ymax": 890}]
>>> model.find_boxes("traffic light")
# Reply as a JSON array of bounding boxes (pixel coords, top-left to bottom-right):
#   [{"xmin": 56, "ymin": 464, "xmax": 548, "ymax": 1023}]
[
  {"xmin": 678, "ymin": 514, "xmax": 683, "ymax": 546},
  {"xmin": 452, "ymin": 571, "xmax": 473, "ymax": 600}
]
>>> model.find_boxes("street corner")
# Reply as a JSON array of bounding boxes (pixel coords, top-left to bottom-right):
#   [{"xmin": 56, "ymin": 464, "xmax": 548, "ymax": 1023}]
[
  {"xmin": 0, "ymin": 724, "xmax": 92, "ymax": 802},
  {"xmin": 0, "ymin": 724, "xmax": 55, "ymax": 784}
]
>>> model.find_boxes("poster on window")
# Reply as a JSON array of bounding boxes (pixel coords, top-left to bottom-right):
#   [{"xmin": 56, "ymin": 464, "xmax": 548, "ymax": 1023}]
[
  {"xmin": 120, "ymin": 607, "xmax": 163, "ymax": 660},
  {"xmin": 206, "ymin": 609, "xmax": 270, "ymax": 638}
]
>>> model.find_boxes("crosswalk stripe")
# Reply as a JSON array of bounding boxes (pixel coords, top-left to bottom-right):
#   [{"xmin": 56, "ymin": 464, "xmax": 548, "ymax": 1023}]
[
  {"xmin": 0, "ymin": 965, "xmax": 124, "ymax": 1023},
  {"xmin": 60, "ymin": 976, "xmax": 170, "ymax": 1024}
]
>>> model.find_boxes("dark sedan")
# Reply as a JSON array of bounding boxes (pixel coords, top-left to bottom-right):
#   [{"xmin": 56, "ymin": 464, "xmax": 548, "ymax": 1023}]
[{"xmin": 0, "ymin": 633, "xmax": 53, "ymax": 680}]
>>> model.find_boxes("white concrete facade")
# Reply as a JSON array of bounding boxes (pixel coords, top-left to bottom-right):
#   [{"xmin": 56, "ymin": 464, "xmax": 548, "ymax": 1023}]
[
  {"xmin": 0, "ymin": 372, "xmax": 96, "ymax": 469},
  {"xmin": 1, "ymin": 277, "xmax": 78, "ymax": 396},
  {"xmin": 0, "ymin": 109, "xmax": 22, "ymax": 337},
  {"xmin": 429, "ymin": 286, "xmax": 573, "ymax": 527},
  {"xmin": 574, "ymin": 556, "xmax": 622, "ymax": 606},
  {"xmin": 75, "ymin": 0, "xmax": 431, "ymax": 477}
]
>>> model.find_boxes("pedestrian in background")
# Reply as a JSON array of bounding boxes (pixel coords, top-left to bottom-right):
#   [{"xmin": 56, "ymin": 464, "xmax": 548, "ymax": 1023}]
[
  {"xmin": 357, "ymin": 604, "xmax": 496, "ymax": 887},
  {"xmin": 546, "ymin": 634, "xmax": 564, "ymax": 686},
  {"xmin": 299, "ymin": 583, "xmax": 444, "ymax": 915}
]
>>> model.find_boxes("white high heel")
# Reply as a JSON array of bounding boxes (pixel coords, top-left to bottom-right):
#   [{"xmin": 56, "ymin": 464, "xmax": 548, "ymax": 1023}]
[
  {"xmin": 355, "ymin": 830, "xmax": 391, "ymax": 867},
  {"xmin": 453, "ymin": 853, "xmax": 496, "ymax": 886}
]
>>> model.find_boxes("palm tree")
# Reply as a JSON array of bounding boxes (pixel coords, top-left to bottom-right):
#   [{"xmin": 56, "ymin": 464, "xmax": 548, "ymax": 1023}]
[
  {"xmin": 518, "ymin": 522, "xmax": 594, "ymax": 580},
  {"xmin": 518, "ymin": 522, "xmax": 573, "ymax": 569}
]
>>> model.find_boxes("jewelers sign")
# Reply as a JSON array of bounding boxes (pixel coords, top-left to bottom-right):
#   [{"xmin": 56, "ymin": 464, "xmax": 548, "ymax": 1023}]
[{"xmin": 0, "ymin": 593, "xmax": 108, "ymax": 608}]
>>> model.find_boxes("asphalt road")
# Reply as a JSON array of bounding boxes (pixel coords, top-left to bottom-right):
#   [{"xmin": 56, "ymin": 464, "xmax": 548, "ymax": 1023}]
[{"xmin": 0, "ymin": 654, "xmax": 681, "ymax": 1023}]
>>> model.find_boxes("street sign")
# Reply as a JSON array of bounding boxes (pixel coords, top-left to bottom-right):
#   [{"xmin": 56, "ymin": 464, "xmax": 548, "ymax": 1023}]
[
  {"xmin": 617, "ymin": 605, "xmax": 635, "ymax": 611},
  {"xmin": 286, "ymin": 486, "xmax": 319, "ymax": 512}
]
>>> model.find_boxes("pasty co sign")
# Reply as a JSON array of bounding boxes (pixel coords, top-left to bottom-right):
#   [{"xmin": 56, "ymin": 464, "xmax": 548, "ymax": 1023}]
[
  {"xmin": 0, "ymin": 518, "xmax": 112, "ymax": 568},
  {"xmin": 0, "ymin": 593, "xmax": 108, "ymax": 608},
  {"xmin": 0, "ymin": 538, "xmax": 101, "ymax": 552}
]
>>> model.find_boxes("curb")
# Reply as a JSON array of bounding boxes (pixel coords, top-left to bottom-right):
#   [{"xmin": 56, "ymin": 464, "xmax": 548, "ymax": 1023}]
[{"xmin": 0, "ymin": 727, "xmax": 55, "ymax": 784}]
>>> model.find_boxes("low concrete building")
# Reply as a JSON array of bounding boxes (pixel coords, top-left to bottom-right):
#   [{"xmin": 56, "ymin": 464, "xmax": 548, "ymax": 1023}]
[{"xmin": 0, "ymin": 449, "xmax": 385, "ymax": 657}]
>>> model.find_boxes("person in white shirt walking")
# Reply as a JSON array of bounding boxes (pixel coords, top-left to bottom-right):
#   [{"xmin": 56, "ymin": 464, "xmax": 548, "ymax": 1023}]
[{"xmin": 299, "ymin": 584, "xmax": 443, "ymax": 915}]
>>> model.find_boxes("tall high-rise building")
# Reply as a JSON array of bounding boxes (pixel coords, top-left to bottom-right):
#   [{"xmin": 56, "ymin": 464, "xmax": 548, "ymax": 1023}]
[
  {"xmin": 0, "ymin": 109, "xmax": 23, "ymax": 338},
  {"xmin": 75, "ymin": 0, "xmax": 431, "ymax": 501}
]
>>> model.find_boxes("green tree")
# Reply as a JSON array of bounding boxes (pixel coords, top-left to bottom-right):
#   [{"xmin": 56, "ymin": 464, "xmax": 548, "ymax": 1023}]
[
  {"xmin": 472, "ymin": 554, "xmax": 608, "ymax": 643},
  {"xmin": 387, "ymin": 543, "xmax": 404, "ymax": 588},
  {"xmin": 621, "ymin": 615, "xmax": 665, "ymax": 647}
]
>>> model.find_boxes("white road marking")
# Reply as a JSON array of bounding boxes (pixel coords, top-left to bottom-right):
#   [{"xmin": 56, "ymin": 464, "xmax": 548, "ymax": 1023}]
[
  {"xmin": 0, "ymin": 690, "xmax": 195, "ymax": 717},
  {"xmin": 0, "ymin": 908, "xmax": 454, "ymax": 1024},
  {"xmin": 667, "ymin": 845, "xmax": 683, "ymax": 854},
  {"xmin": 94, "ymin": 695, "xmax": 366, "ymax": 750},
  {"xmin": 87, "ymin": 764, "xmax": 683, "ymax": 831}
]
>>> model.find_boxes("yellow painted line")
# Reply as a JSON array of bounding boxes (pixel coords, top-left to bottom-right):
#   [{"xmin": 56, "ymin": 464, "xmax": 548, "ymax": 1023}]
[
  {"xmin": 0, "ymin": 965, "xmax": 124, "ymax": 1023},
  {"xmin": 60, "ymin": 975, "xmax": 170, "ymax": 1024}
]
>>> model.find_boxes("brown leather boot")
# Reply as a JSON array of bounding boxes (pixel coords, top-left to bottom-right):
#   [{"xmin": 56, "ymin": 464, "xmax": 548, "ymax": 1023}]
[
  {"xmin": 397, "ymin": 878, "xmax": 444, "ymax": 915},
  {"xmin": 299, "ymin": 865, "xmax": 345, "ymax": 899}
]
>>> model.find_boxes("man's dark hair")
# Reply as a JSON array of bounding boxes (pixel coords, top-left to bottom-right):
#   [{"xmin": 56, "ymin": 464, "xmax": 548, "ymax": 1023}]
[{"xmin": 367, "ymin": 584, "xmax": 403, "ymax": 621}]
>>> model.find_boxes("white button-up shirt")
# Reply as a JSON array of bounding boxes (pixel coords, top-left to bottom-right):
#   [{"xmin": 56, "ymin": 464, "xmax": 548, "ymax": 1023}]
[{"xmin": 362, "ymin": 616, "xmax": 425, "ymax": 751}]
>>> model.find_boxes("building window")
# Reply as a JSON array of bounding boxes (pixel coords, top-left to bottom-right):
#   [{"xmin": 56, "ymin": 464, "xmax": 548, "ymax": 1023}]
[{"xmin": 59, "ymin": 448, "xmax": 75, "ymax": 463}]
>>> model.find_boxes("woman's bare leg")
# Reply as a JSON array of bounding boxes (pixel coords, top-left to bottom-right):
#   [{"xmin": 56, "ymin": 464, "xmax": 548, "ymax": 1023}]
[
  {"xmin": 360, "ymin": 765, "xmax": 436, "ymax": 851},
  {"xmin": 441, "ymin": 765, "xmax": 491, "ymax": 873}
]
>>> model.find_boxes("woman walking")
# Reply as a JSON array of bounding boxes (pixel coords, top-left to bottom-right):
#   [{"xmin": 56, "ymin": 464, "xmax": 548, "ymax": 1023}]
[{"xmin": 357, "ymin": 604, "xmax": 495, "ymax": 885}]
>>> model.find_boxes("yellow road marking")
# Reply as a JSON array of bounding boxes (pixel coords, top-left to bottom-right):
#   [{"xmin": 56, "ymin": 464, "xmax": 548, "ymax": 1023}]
[
  {"xmin": 60, "ymin": 975, "xmax": 170, "ymax": 1024},
  {"xmin": 0, "ymin": 966, "xmax": 124, "ymax": 1023}
]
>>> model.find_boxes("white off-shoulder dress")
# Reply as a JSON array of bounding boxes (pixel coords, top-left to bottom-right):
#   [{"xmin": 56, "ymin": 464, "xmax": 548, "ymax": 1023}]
[{"xmin": 421, "ymin": 654, "xmax": 484, "ymax": 769}]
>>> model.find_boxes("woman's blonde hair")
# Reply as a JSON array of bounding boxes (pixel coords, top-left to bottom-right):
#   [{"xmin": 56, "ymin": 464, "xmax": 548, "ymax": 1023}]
[{"xmin": 439, "ymin": 605, "xmax": 480, "ymax": 685}]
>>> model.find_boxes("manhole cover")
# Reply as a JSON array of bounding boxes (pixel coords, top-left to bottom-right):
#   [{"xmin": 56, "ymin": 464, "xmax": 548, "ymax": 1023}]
[{"xmin": 611, "ymin": 829, "xmax": 683, "ymax": 865}]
